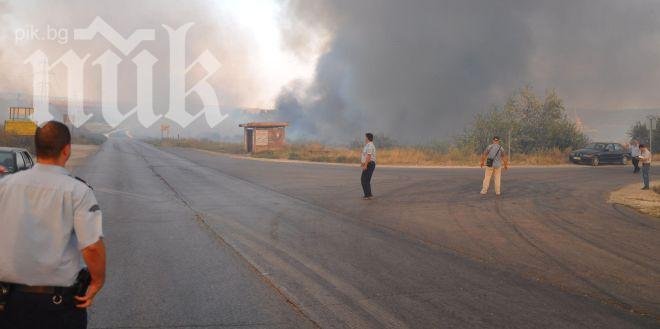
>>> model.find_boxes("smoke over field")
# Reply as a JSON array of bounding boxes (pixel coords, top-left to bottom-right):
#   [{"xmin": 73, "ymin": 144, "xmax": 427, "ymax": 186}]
[
  {"xmin": 275, "ymin": 0, "xmax": 660, "ymax": 143},
  {"xmin": 0, "ymin": 1, "xmax": 659, "ymax": 142}
]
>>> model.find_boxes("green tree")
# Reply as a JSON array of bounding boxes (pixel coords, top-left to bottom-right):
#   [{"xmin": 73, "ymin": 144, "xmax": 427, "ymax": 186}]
[
  {"xmin": 628, "ymin": 121, "xmax": 649, "ymax": 144},
  {"xmin": 459, "ymin": 87, "xmax": 589, "ymax": 153},
  {"xmin": 628, "ymin": 120, "xmax": 660, "ymax": 152}
]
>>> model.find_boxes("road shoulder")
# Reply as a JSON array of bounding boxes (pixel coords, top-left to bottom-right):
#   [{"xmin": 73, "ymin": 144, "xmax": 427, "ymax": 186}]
[{"xmin": 609, "ymin": 182, "xmax": 660, "ymax": 218}]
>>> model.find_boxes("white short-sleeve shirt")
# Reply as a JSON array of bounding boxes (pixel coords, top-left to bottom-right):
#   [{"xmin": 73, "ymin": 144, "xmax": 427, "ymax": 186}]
[
  {"xmin": 0, "ymin": 164, "xmax": 103, "ymax": 286},
  {"xmin": 631, "ymin": 145, "xmax": 641, "ymax": 157},
  {"xmin": 640, "ymin": 149, "xmax": 652, "ymax": 165},
  {"xmin": 361, "ymin": 142, "xmax": 376, "ymax": 164}
]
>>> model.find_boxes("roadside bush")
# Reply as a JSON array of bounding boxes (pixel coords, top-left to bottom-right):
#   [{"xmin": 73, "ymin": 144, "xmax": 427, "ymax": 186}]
[{"xmin": 458, "ymin": 86, "xmax": 589, "ymax": 154}]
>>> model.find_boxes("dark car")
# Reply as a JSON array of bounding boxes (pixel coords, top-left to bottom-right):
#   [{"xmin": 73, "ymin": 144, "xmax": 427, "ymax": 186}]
[
  {"xmin": 569, "ymin": 143, "xmax": 630, "ymax": 166},
  {"xmin": 0, "ymin": 147, "xmax": 35, "ymax": 177}
]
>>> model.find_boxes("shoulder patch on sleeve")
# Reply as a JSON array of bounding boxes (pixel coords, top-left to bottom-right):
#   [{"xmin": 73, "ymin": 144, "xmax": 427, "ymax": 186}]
[{"xmin": 75, "ymin": 176, "xmax": 93, "ymax": 190}]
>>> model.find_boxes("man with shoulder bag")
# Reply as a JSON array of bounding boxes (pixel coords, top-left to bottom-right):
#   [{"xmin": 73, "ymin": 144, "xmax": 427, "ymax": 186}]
[{"xmin": 480, "ymin": 136, "xmax": 509, "ymax": 196}]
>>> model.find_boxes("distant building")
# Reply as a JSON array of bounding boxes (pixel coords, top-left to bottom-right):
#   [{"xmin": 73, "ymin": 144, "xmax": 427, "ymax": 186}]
[{"xmin": 238, "ymin": 122, "xmax": 288, "ymax": 153}]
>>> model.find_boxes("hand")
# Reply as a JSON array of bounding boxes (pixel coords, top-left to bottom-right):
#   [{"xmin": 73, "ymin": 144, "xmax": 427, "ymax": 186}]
[
  {"xmin": 480, "ymin": 162, "xmax": 484, "ymax": 168},
  {"xmin": 74, "ymin": 280, "xmax": 103, "ymax": 308}
]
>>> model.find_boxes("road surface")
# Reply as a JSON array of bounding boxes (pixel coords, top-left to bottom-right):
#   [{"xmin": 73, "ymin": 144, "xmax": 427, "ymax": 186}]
[{"xmin": 75, "ymin": 139, "xmax": 659, "ymax": 328}]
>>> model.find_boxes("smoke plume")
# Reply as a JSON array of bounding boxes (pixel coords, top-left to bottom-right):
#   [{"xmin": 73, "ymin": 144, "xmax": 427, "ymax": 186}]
[{"xmin": 276, "ymin": 0, "xmax": 660, "ymax": 143}]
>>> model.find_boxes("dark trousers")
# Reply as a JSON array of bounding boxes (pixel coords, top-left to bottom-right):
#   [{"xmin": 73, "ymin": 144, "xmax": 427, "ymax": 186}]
[
  {"xmin": 1, "ymin": 291, "xmax": 87, "ymax": 329},
  {"xmin": 361, "ymin": 161, "xmax": 376, "ymax": 197},
  {"xmin": 632, "ymin": 157, "xmax": 640, "ymax": 173}
]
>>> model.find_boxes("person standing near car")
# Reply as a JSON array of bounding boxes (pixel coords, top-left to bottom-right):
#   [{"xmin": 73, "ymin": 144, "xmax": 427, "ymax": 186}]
[
  {"xmin": 630, "ymin": 140, "xmax": 641, "ymax": 173},
  {"xmin": 480, "ymin": 136, "xmax": 509, "ymax": 196},
  {"xmin": 639, "ymin": 144, "xmax": 652, "ymax": 190},
  {"xmin": 361, "ymin": 133, "xmax": 377, "ymax": 200},
  {"xmin": 0, "ymin": 121, "xmax": 106, "ymax": 328}
]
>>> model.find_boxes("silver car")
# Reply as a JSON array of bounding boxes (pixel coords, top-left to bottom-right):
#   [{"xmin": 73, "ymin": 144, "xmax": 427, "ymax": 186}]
[{"xmin": 0, "ymin": 147, "xmax": 35, "ymax": 177}]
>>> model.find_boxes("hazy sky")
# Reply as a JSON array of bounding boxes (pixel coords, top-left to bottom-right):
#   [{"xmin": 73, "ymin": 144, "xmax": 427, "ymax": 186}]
[
  {"xmin": 0, "ymin": 0, "xmax": 659, "ymax": 142},
  {"xmin": 0, "ymin": 0, "xmax": 323, "ymax": 110}
]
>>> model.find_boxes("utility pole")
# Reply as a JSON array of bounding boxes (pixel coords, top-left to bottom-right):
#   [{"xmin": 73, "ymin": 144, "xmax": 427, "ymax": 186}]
[
  {"xmin": 507, "ymin": 127, "xmax": 512, "ymax": 162},
  {"xmin": 648, "ymin": 115, "xmax": 656, "ymax": 153}
]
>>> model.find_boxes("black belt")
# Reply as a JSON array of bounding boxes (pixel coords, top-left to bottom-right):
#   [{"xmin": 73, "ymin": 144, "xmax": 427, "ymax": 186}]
[{"xmin": 12, "ymin": 284, "xmax": 77, "ymax": 295}]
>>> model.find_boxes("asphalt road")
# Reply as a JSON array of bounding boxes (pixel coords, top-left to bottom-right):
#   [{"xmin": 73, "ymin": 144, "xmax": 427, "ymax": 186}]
[{"xmin": 76, "ymin": 139, "xmax": 660, "ymax": 328}]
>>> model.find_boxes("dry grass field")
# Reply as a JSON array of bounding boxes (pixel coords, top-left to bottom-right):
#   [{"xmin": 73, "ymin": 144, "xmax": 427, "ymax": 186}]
[
  {"xmin": 149, "ymin": 138, "xmax": 589, "ymax": 166},
  {"xmin": 610, "ymin": 182, "xmax": 660, "ymax": 218}
]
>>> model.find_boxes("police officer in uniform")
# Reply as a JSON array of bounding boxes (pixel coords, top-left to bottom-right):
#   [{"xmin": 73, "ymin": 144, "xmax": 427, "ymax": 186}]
[{"xmin": 0, "ymin": 121, "xmax": 106, "ymax": 329}]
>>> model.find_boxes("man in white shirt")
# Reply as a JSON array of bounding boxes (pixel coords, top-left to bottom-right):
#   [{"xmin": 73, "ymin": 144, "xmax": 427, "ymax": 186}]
[
  {"xmin": 639, "ymin": 144, "xmax": 652, "ymax": 190},
  {"xmin": 0, "ymin": 121, "xmax": 106, "ymax": 328},
  {"xmin": 630, "ymin": 140, "xmax": 641, "ymax": 173},
  {"xmin": 361, "ymin": 133, "xmax": 376, "ymax": 200}
]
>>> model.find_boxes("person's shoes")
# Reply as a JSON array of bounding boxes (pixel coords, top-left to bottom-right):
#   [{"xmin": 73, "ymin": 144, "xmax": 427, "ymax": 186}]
[
  {"xmin": 362, "ymin": 196, "xmax": 373, "ymax": 200},
  {"xmin": 641, "ymin": 187, "xmax": 650, "ymax": 190},
  {"xmin": 496, "ymin": 193, "xmax": 501, "ymax": 196},
  {"xmin": 480, "ymin": 191, "xmax": 487, "ymax": 195}
]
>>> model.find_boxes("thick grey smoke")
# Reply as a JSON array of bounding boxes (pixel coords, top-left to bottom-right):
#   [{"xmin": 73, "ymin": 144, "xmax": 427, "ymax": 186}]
[
  {"xmin": 2, "ymin": 1, "xmax": 659, "ymax": 141},
  {"xmin": 276, "ymin": 0, "xmax": 660, "ymax": 143}
]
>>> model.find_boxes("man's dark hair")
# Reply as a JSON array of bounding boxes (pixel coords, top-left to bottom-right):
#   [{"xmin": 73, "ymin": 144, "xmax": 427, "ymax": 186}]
[
  {"xmin": 366, "ymin": 133, "xmax": 374, "ymax": 142},
  {"xmin": 35, "ymin": 121, "xmax": 71, "ymax": 159},
  {"xmin": 640, "ymin": 144, "xmax": 646, "ymax": 148},
  {"xmin": 493, "ymin": 136, "xmax": 500, "ymax": 141}
]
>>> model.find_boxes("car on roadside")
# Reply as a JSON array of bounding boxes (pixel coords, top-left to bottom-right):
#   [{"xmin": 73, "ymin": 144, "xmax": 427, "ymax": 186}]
[
  {"xmin": 569, "ymin": 142, "xmax": 630, "ymax": 166},
  {"xmin": 0, "ymin": 147, "xmax": 35, "ymax": 177}
]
